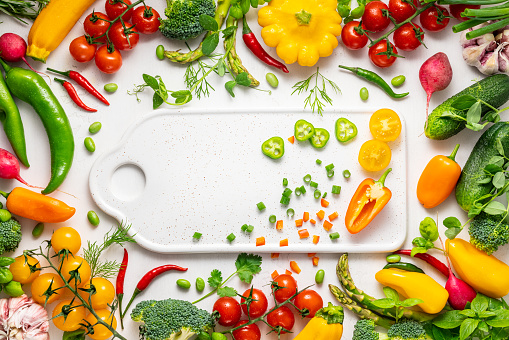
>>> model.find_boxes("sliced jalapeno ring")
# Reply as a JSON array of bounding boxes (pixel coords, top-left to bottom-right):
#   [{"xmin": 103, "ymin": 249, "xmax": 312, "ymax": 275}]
[
  {"xmin": 261, "ymin": 136, "xmax": 285, "ymax": 159},
  {"xmin": 294, "ymin": 119, "xmax": 315, "ymax": 141},
  {"xmin": 383, "ymin": 262, "xmax": 424, "ymax": 274},
  {"xmin": 309, "ymin": 128, "xmax": 330, "ymax": 148},
  {"xmin": 335, "ymin": 118, "xmax": 358, "ymax": 143}
]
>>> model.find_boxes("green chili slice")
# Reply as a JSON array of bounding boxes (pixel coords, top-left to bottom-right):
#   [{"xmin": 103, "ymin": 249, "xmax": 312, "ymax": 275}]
[
  {"xmin": 303, "ymin": 174, "xmax": 312, "ymax": 183},
  {"xmin": 335, "ymin": 118, "xmax": 358, "ymax": 143},
  {"xmin": 269, "ymin": 215, "xmax": 277, "ymax": 223},
  {"xmin": 294, "ymin": 119, "xmax": 315, "ymax": 141},
  {"xmin": 314, "ymin": 189, "xmax": 321, "ymax": 199},
  {"xmin": 287, "ymin": 208, "xmax": 295, "ymax": 217},
  {"xmin": 261, "ymin": 136, "xmax": 284, "ymax": 159}
]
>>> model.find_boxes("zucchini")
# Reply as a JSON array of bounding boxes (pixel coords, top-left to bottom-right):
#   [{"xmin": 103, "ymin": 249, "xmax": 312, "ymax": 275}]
[
  {"xmin": 425, "ymin": 74, "xmax": 509, "ymax": 140},
  {"xmin": 456, "ymin": 122, "xmax": 509, "ymax": 212}
]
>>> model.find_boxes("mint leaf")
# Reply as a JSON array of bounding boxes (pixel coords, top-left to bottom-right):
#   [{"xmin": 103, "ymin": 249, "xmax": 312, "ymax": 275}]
[
  {"xmin": 235, "ymin": 253, "xmax": 262, "ymax": 284},
  {"xmin": 208, "ymin": 269, "xmax": 222, "ymax": 288}
]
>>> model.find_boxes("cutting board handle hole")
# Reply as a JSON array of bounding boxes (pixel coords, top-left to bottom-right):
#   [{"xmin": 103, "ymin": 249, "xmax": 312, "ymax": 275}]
[{"xmin": 110, "ymin": 163, "xmax": 146, "ymax": 201}]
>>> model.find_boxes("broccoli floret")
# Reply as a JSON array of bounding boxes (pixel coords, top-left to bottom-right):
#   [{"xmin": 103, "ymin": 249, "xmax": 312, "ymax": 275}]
[
  {"xmin": 159, "ymin": 0, "xmax": 216, "ymax": 41},
  {"xmin": 387, "ymin": 320, "xmax": 432, "ymax": 340},
  {"xmin": 469, "ymin": 212, "xmax": 509, "ymax": 255},
  {"xmin": 353, "ymin": 319, "xmax": 383, "ymax": 340},
  {"xmin": 131, "ymin": 298, "xmax": 214, "ymax": 340},
  {"xmin": 0, "ymin": 218, "xmax": 21, "ymax": 255}
]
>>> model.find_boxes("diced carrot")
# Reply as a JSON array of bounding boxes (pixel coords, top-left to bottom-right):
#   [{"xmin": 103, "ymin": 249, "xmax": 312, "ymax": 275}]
[
  {"xmin": 298, "ymin": 229, "xmax": 309, "ymax": 239},
  {"xmin": 285, "ymin": 269, "xmax": 292, "ymax": 275},
  {"xmin": 280, "ymin": 239, "xmax": 289, "ymax": 247},
  {"xmin": 290, "ymin": 260, "xmax": 301, "ymax": 274},
  {"xmin": 276, "ymin": 220, "xmax": 283, "ymax": 230},
  {"xmin": 256, "ymin": 237, "xmax": 265, "ymax": 246},
  {"xmin": 321, "ymin": 198, "xmax": 329, "ymax": 208},
  {"xmin": 329, "ymin": 211, "xmax": 339, "ymax": 221},
  {"xmin": 271, "ymin": 253, "xmax": 279, "ymax": 259},
  {"xmin": 313, "ymin": 235, "xmax": 320, "ymax": 244},
  {"xmin": 288, "ymin": 136, "xmax": 295, "ymax": 144},
  {"xmin": 310, "ymin": 219, "xmax": 316, "ymax": 225},
  {"xmin": 295, "ymin": 219, "xmax": 303, "ymax": 227},
  {"xmin": 303, "ymin": 212, "xmax": 309, "ymax": 222},
  {"xmin": 308, "ymin": 253, "xmax": 316, "ymax": 257},
  {"xmin": 271, "ymin": 270, "xmax": 279, "ymax": 279},
  {"xmin": 312, "ymin": 256, "xmax": 319, "ymax": 266},
  {"xmin": 323, "ymin": 220, "xmax": 333, "ymax": 231},
  {"xmin": 316, "ymin": 210, "xmax": 325, "ymax": 220}
]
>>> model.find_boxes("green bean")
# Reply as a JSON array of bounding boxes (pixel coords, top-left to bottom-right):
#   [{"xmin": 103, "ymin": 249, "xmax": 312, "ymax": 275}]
[
  {"xmin": 84, "ymin": 137, "xmax": 95, "ymax": 153},
  {"xmin": 315, "ymin": 269, "xmax": 325, "ymax": 284},
  {"xmin": 87, "ymin": 210, "xmax": 100, "ymax": 226},
  {"xmin": 266, "ymin": 73, "xmax": 279, "ymax": 88},
  {"xmin": 103, "ymin": 83, "xmax": 118, "ymax": 93},
  {"xmin": 360, "ymin": 87, "xmax": 369, "ymax": 101},
  {"xmin": 89, "ymin": 122, "xmax": 102, "ymax": 134},
  {"xmin": 176, "ymin": 279, "xmax": 191, "ymax": 289},
  {"xmin": 156, "ymin": 45, "xmax": 165, "ymax": 60},
  {"xmin": 196, "ymin": 277, "xmax": 205, "ymax": 292},
  {"xmin": 386, "ymin": 254, "xmax": 401, "ymax": 263},
  {"xmin": 0, "ymin": 209, "xmax": 11, "ymax": 222},
  {"xmin": 391, "ymin": 75, "xmax": 406, "ymax": 87},
  {"xmin": 32, "ymin": 223, "xmax": 44, "ymax": 238}
]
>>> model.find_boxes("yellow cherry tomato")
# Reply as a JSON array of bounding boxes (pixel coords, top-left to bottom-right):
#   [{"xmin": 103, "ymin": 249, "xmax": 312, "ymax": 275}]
[
  {"xmin": 52, "ymin": 300, "xmax": 87, "ymax": 332},
  {"xmin": 52, "ymin": 227, "xmax": 81, "ymax": 255},
  {"xmin": 31, "ymin": 272, "xmax": 65, "ymax": 305},
  {"xmin": 80, "ymin": 277, "xmax": 115, "ymax": 309},
  {"xmin": 358, "ymin": 140, "xmax": 392, "ymax": 172},
  {"xmin": 10, "ymin": 255, "xmax": 40, "ymax": 284},
  {"xmin": 369, "ymin": 108, "xmax": 402, "ymax": 142},
  {"xmin": 60, "ymin": 255, "xmax": 91, "ymax": 288},
  {"xmin": 85, "ymin": 309, "xmax": 117, "ymax": 340}
]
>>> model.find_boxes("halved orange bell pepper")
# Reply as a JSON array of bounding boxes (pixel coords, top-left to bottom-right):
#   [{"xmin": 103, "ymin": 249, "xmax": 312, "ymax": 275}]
[{"xmin": 345, "ymin": 168, "xmax": 392, "ymax": 234}]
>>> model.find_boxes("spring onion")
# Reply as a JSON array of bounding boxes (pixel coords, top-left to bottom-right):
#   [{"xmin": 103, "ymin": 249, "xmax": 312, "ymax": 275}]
[
  {"xmin": 303, "ymin": 174, "xmax": 312, "ymax": 183},
  {"xmin": 283, "ymin": 188, "xmax": 293, "ymax": 197},
  {"xmin": 280, "ymin": 196, "xmax": 290, "ymax": 205},
  {"xmin": 287, "ymin": 208, "xmax": 295, "ymax": 217},
  {"xmin": 316, "ymin": 159, "xmax": 322, "ymax": 165},
  {"xmin": 242, "ymin": 225, "xmax": 254, "ymax": 232},
  {"xmin": 227, "ymin": 233, "xmax": 236, "ymax": 242},
  {"xmin": 295, "ymin": 187, "xmax": 302, "ymax": 196},
  {"xmin": 343, "ymin": 170, "xmax": 351, "ymax": 178},
  {"xmin": 283, "ymin": 178, "xmax": 288, "ymax": 186},
  {"xmin": 332, "ymin": 185, "xmax": 341, "ymax": 194},
  {"xmin": 329, "ymin": 232, "xmax": 340, "ymax": 240},
  {"xmin": 314, "ymin": 189, "xmax": 321, "ymax": 199},
  {"xmin": 310, "ymin": 181, "xmax": 318, "ymax": 188},
  {"xmin": 193, "ymin": 232, "xmax": 202, "ymax": 239},
  {"xmin": 241, "ymin": 224, "xmax": 248, "ymax": 231},
  {"xmin": 300, "ymin": 185, "xmax": 307, "ymax": 194},
  {"xmin": 322, "ymin": 192, "xmax": 327, "ymax": 198},
  {"xmin": 269, "ymin": 215, "xmax": 277, "ymax": 223},
  {"xmin": 256, "ymin": 202, "xmax": 266, "ymax": 211},
  {"xmin": 325, "ymin": 163, "xmax": 334, "ymax": 172},
  {"xmin": 327, "ymin": 170, "xmax": 334, "ymax": 178}
]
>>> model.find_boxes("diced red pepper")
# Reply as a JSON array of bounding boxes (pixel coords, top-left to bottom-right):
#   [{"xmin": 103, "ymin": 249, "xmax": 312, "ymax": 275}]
[
  {"xmin": 271, "ymin": 253, "xmax": 279, "ymax": 259},
  {"xmin": 308, "ymin": 253, "xmax": 316, "ymax": 257}
]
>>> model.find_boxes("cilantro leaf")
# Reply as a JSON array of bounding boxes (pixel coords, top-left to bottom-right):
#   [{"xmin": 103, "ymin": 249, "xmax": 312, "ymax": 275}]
[
  {"xmin": 208, "ymin": 269, "xmax": 223, "ymax": 288},
  {"xmin": 217, "ymin": 286, "xmax": 237, "ymax": 297},
  {"xmin": 235, "ymin": 253, "xmax": 262, "ymax": 284}
]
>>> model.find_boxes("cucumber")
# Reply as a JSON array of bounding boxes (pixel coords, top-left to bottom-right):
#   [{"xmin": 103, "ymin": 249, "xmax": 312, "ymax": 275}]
[
  {"xmin": 456, "ymin": 122, "xmax": 509, "ymax": 212},
  {"xmin": 425, "ymin": 74, "xmax": 509, "ymax": 140}
]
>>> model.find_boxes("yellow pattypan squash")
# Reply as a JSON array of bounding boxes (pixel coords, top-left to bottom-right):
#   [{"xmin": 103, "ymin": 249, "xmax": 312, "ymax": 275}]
[{"xmin": 257, "ymin": 0, "xmax": 342, "ymax": 67}]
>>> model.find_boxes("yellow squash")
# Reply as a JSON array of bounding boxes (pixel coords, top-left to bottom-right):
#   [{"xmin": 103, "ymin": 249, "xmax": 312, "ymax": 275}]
[
  {"xmin": 257, "ymin": 0, "xmax": 342, "ymax": 67},
  {"xmin": 446, "ymin": 238, "xmax": 509, "ymax": 298},
  {"xmin": 27, "ymin": 0, "xmax": 96, "ymax": 62},
  {"xmin": 294, "ymin": 303, "xmax": 343, "ymax": 340}
]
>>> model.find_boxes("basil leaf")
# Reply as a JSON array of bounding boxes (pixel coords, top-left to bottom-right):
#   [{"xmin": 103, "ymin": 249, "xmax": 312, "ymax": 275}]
[
  {"xmin": 478, "ymin": 311, "xmax": 496, "ymax": 318},
  {"xmin": 466, "ymin": 101, "xmax": 482, "ymax": 124},
  {"xmin": 230, "ymin": 4, "xmax": 243, "ymax": 19},
  {"xmin": 202, "ymin": 33, "xmax": 219, "ymax": 55},
  {"xmin": 433, "ymin": 310, "xmax": 467, "ymax": 329},
  {"xmin": 471, "ymin": 294, "xmax": 489, "ymax": 313},
  {"xmin": 483, "ymin": 201, "xmax": 507, "ymax": 215},
  {"xmin": 443, "ymin": 216, "xmax": 461, "ymax": 229},
  {"xmin": 493, "ymin": 172, "xmax": 506, "ymax": 189},
  {"xmin": 383, "ymin": 287, "xmax": 399, "ymax": 302},
  {"xmin": 225, "ymin": 80, "xmax": 237, "ymax": 97},
  {"xmin": 459, "ymin": 318, "xmax": 479, "ymax": 340},
  {"xmin": 199, "ymin": 14, "xmax": 218, "ymax": 32},
  {"xmin": 487, "ymin": 310, "xmax": 509, "ymax": 328},
  {"xmin": 250, "ymin": 0, "xmax": 258, "ymax": 8},
  {"xmin": 400, "ymin": 298, "xmax": 424, "ymax": 307},
  {"xmin": 411, "ymin": 246, "xmax": 428, "ymax": 257},
  {"xmin": 451, "ymin": 95, "xmax": 477, "ymax": 110},
  {"xmin": 459, "ymin": 309, "xmax": 476, "ymax": 318},
  {"xmin": 143, "ymin": 74, "xmax": 159, "ymax": 90},
  {"xmin": 477, "ymin": 321, "xmax": 489, "ymax": 333},
  {"xmin": 372, "ymin": 298, "xmax": 396, "ymax": 309}
]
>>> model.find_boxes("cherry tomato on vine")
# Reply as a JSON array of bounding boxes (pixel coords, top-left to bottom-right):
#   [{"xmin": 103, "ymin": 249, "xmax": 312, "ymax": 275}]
[
  {"xmin": 393, "ymin": 23, "xmax": 424, "ymax": 51},
  {"xmin": 232, "ymin": 320, "xmax": 261, "ymax": 340},
  {"xmin": 10, "ymin": 255, "xmax": 40, "ymax": 284},
  {"xmin": 213, "ymin": 297, "xmax": 242, "ymax": 327},
  {"xmin": 109, "ymin": 22, "xmax": 139, "ymax": 50},
  {"xmin": 85, "ymin": 309, "xmax": 117, "ymax": 340},
  {"xmin": 51, "ymin": 226, "xmax": 81, "ymax": 255},
  {"xmin": 341, "ymin": 21, "xmax": 369, "ymax": 50},
  {"xmin": 105, "ymin": 0, "xmax": 132, "ymax": 22},
  {"xmin": 368, "ymin": 40, "xmax": 398, "ymax": 68},
  {"xmin": 420, "ymin": 5, "xmax": 450, "ymax": 32},
  {"xmin": 241, "ymin": 288, "xmax": 268, "ymax": 318},
  {"xmin": 61, "ymin": 255, "xmax": 91, "ymax": 287},
  {"xmin": 293, "ymin": 289, "xmax": 324, "ymax": 318},
  {"xmin": 83, "ymin": 12, "xmax": 110, "ymax": 43},
  {"xmin": 362, "ymin": 1, "xmax": 390, "ymax": 33},
  {"xmin": 266, "ymin": 306, "xmax": 295, "ymax": 334},
  {"xmin": 69, "ymin": 36, "xmax": 97, "ymax": 63},
  {"xmin": 52, "ymin": 300, "xmax": 87, "ymax": 332},
  {"xmin": 449, "ymin": 4, "xmax": 480, "ymax": 21},
  {"xmin": 79, "ymin": 278, "xmax": 115, "ymax": 309},
  {"xmin": 31, "ymin": 273, "xmax": 65, "ymax": 305},
  {"xmin": 131, "ymin": 6, "xmax": 160, "ymax": 34},
  {"xmin": 389, "ymin": 0, "xmax": 418, "ymax": 23},
  {"xmin": 95, "ymin": 45, "xmax": 123, "ymax": 74},
  {"xmin": 272, "ymin": 274, "xmax": 297, "ymax": 303}
]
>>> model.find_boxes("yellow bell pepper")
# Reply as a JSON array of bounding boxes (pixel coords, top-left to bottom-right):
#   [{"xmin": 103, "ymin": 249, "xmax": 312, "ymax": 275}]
[
  {"xmin": 446, "ymin": 238, "xmax": 509, "ymax": 298},
  {"xmin": 27, "ymin": 0, "xmax": 95, "ymax": 62},
  {"xmin": 294, "ymin": 303, "xmax": 343, "ymax": 340},
  {"xmin": 257, "ymin": 0, "xmax": 342, "ymax": 67},
  {"xmin": 375, "ymin": 269, "xmax": 448, "ymax": 314}
]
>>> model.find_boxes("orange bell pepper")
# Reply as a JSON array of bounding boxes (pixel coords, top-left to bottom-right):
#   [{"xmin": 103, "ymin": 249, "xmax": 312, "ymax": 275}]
[
  {"xmin": 417, "ymin": 144, "xmax": 461, "ymax": 209},
  {"xmin": 1, "ymin": 187, "xmax": 75, "ymax": 223},
  {"xmin": 345, "ymin": 168, "xmax": 392, "ymax": 234}
]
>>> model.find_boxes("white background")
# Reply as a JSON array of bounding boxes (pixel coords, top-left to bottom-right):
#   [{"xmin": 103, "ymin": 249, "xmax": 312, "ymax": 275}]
[{"xmin": 2, "ymin": 1, "xmax": 508, "ymax": 338}]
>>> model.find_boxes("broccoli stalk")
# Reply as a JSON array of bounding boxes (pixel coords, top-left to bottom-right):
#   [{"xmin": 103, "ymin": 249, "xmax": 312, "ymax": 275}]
[
  {"xmin": 353, "ymin": 319, "xmax": 433, "ymax": 340},
  {"xmin": 0, "ymin": 218, "xmax": 21, "ymax": 255},
  {"xmin": 469, "ymin": 212, "xmax": 509, "ymax": 255}
]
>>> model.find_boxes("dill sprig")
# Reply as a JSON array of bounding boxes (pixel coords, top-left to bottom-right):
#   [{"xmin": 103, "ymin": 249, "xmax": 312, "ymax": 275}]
[
  {"xmin": 184, "ymin": 54, "xmax": 222, "ymax": 99},
  {"xmin": 291, "ymin": 67, "xmax": 341, "ymax": 116}
]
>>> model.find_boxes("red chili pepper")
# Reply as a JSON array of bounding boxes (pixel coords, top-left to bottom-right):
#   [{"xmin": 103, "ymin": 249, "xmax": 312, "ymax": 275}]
[
  {"xmin": 121, "ymin": 264, "xmax": 187, "ymax": 318},
  {"xmin": 393, "ymin": 249, "xmax": 449, "ymax": 277},
  {"xmin": 242, "ymin": 18, "xmax": 289, "ymax": 73},
  {"xmin": 54, "ymin": 78, "xmax": 97, "ymax": 112},
  {"xmin": 116, "ymin": 248, "xmax": 128, "ymax": 329},
  {"xmin": 47, "ymin": 68, "xmax": 110, "ymax": 106}
]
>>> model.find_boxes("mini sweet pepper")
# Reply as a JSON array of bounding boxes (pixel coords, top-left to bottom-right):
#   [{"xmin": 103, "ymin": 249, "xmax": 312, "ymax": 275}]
[{"xmin": 294, "ymin": 303, "xmax": 343, "ymax": 340}]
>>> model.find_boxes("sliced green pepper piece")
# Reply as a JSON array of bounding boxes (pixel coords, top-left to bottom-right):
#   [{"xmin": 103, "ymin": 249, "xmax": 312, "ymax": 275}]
[
  {"xmin": 309, "ymin": 128, "xmax": 330, "ymax": 148},
  {"xmin": 294, "ymin": 119, "xmax": 315, "ymax": 141},
  {"xmin": 261, "ymin": 136, "xmax": 284, "ymax": 159},
  {"xmin": 335, "ymin": 118, "xmax": 358, "ymax": 143}
]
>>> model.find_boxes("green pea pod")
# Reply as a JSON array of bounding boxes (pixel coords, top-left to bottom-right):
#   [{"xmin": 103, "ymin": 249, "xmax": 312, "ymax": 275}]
[
  {"xmin": 383, "ymin": 262, "xmax": 425, "ymax": 274},
  {"xmin": 0, "ymin": 268, "xmax": 13, "ymax": 283},
  {"xmin": 0, "ymin": 257, "xmax": 15, "ymax": 267},
  {"xmin": 0, "ymin": 59, "xmax": 74, "ymax": 194},
  {"xmin": 0, "ymin": 73, "xmax": 29, "ymax": 167},
  {"xmin": 4, "ymin": 280, "xmax": 24, "ymax": 297}
]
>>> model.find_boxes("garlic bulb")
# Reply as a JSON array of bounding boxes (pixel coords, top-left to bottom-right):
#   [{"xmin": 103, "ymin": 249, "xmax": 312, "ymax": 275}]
[{"xmin": 0, "ymin": 295, "xmax": 49, "ymax": 340}]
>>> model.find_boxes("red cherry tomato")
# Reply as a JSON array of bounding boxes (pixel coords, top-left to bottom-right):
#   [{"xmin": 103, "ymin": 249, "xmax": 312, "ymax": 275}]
[
  {"xmin": 389, "ymin": 0, "xmax": 418, "ymax": 23},
  {"xmin": 232, "ymin": 320, "xmax": 261, "ymax": 340},
  {"xmin": 83, "ymin": 12, "xmax": 110, "ymax": 43},
  {"xmin": 266, "ymin": 306, "xmax": 295, "ymax": 334},
  {"xmin": 109, "ymin": 22, "xmax": 139, "ymax": 51},
  {"xmin": 341, "ymin": 21, "xmax": 368, "ymax": 50},
  {"xmin": 272, "ymin": 274, "xmax": 297, "ymax": 303},
  {"xmin": 362, "ymin": 1, "xmax": 390, "ymax": 33},
  {"xmin": 69, "ymin": 36, "xmax": 97, "ymax": 63},
  {"xmin": 105, "ymin": 0, "xmax": 133, "ymax": 21},
  {"xmin": 368, "ymin": 40, "xmax": 398, "ymax": 68},
  {"xmin": 95, "ymin": 45, "xmax": 122, "ymax": 74},
  {"xmin": 293, "ymin": 289, "xmax": 324, "ymax": 318},
  {"xmin": 393, "ymin": 23, "xmax": 424, "ymax": 51},
  {"xmin": 213, "ymin": 297, "xmax": 241, "ymax": 327},
  {"xmin": 241, "ymin": 288, "xmax": 268, "ymax": 318},
  {"xmin": 131, "ymin": 6, "xmax": 161, "ymax": 34},
  {"xmin": 420, "ymin": 5, "xmax": 450, "ymax": 32},
  {"xmin": 449, "ymin": 4, "xmax": 480, "ymax": 21}
]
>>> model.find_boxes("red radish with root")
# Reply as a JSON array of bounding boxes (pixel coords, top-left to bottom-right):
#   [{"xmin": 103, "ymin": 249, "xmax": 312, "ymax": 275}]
[
  {"xmin": 0, "ymin": 33, "xmax": 41, "ymax": 74},
  {"xmin": 0, "ymin": 148, "xmax": 38, "ymax": 188},
  {"xmin": 419, "ymin": 52, "xmax": 453, "ymax": 117}
]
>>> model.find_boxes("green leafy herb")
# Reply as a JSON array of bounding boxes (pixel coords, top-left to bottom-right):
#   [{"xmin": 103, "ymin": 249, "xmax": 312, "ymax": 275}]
[
  {"xmin": 128, "ymin": 74, "xmax": 192, "ymax": 108},
  {"xmin": 217, "ymin": 286, "xmax": 237, "ymax": 297},
  {"xmin": 0, "ymin": 0, "xmax": 49, "ymax": 23},
  {"xmin": 208, "ymin": 269, "xmax": 222, "ymax": 288},
  {"xmin": 372, "ymin": 287, "xmax": 423, "ymax": 322},
  {"xmin": 225, "ymin": 72, "xmax": 252, "ymax": 97},
  {"xmin": 448, "ymin": 94, "xmax": 509, "ymax": 132}
]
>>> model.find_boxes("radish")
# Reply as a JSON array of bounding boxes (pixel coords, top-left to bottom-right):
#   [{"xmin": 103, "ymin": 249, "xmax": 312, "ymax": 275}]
[
  {"xmin": 0, "ymin": 148, "xmax": 37, "ymax": 188},
  {"xmin": 0, "ymin": 33, "xmax": 40, "ymax": 74},
  {"xmin": 419, "ymin": 52, "xmax": 453, "ymax": 117}
]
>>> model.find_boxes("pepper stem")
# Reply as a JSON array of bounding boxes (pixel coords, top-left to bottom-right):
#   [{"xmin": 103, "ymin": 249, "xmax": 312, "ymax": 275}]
[
  {"xmin": 121, "ymin": 288, "xmax": 141, "ymax": 319},
  {"xmin": 54, "ymin": 78, "xmax": 66, "ymax": 85},
  {"xmin": 295, "ymin": 10, "xmax": 312, "ymax": 25},
  {"xmin": 338, "ymin": 65, "xmax": 357, "ymax": 73},
  {"xmin": 0, "ymin": 59, "xmax": 11, "ymax": 73},
  {"xmin": 447, "ymin": 144, "xmax": 460, "ymax": 162},
  {"xmin": 118, "ymin": 294, "xmax": 124, "ymax": 329},
  {"xmin": 47, "ymin": 68, "xmax": 70, "ymax": 77},
  {"xmin": 242, "ymin": 16, "xmax": 252, "ymax": 35},
  {"xmin": 376, "ymin": 168, "xmax": 392, "ymax": 187},
  {"xmin": 0, "ymin": 190, "xmax": 9, "ymax": 199}
]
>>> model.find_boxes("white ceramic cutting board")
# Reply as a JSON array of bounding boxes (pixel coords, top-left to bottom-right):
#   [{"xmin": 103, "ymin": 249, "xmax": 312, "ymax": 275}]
[{"xmin": 89, "ymin": 107, "xmax": 407, "ymax": 253}]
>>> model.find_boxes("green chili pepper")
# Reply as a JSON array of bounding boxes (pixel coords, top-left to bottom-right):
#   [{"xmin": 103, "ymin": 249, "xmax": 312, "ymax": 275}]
[
  {"xmin": 383, "ymin": 262, "xmax": 424, "ymax": 274},
  {"xmin": 338, "ymin": 65, "xmax": 409, "ymax": 99},
  {"xmin": 294, "ymin": 119, "xmax": 315, "ymax": 141},
  {"xmin": 309, "ymin": 128, "xmax": 330, "ymax": 148},
  {"xmin": 261, "ymin": 136, "xmax": 284, "ymax": 159},
  {"xmin": 0, "ymin": 73, "xmax": 28, "ymax": 167},
  {"xmin": 0, "ymin": 59, "xmax": 74, "ymax": 194},
  {"xmin": 335, "ymin": 118, "xmax": 358, "ymax": 143}
]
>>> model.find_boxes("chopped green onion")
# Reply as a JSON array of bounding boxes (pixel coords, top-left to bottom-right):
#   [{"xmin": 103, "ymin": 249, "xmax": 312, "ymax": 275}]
[
  {"xmin": 322, "ymin": 192, "xmax": 327, "ymax": 198},
  {"xmin": 256, "ymin": 202, "xmax": 266, "ymax": 211},
  {"xmin": 314, "ymin": 189, "xmax": 321, "ymax": 199},
  {"xmin": 303, "ymin": 174, "xmax": 312, "ymax": 183},
  {"xmin": 310, "ymin": 181, "xmax": 318, "ymax": 188},
  {"xmin": 287, "ymin": 208, "xmax": 295, "ymax": 217},
  {"xmin": 325, "ymin": 163, "xmax": 334, "ymax": 172},
  {"xmin": 327, "ymin": 170, "xmax": 334, "ymax": 178},
  {"xmin": 316, "ymin": 159, "xmax": 322, "ymax": 165},
  {"xmin": 227, "ymin": 233, "xmax": 236, "ymax": 242},
  {"xmin": 295, "ymin": 187, "xmax": 302, "ymax": 196},
  {"xmin": 246, "ymin": 225, "xmax": 254, "ymax": 233},
  {"xmin": 283, "ymin": 178, "xmax": 288, "ymax": 186},
  {"xmin": 329, "ymin": 232, "xmax": 340, "ymax": 240},
  {"xmin": 241, "ymin": 224, "xmax": 248, "ymax": 231},
  {"xmin": 269, "ymin": 215, "xmax": 277, "ymax": 223},
  {"xmin": 332, "ymin": 185, "xmax": 341, "ymax": 194},
  {"xmin": 193, "ymin": 232, "xmax": 202, "ymax": 239},
  {"xmin": 300, "ymin": 185, "xmax": 307, "ymax": 194},
  {"xmin": 283, "ymin": 188, "xmax": 293, "ymax": 197},
  {"xmin": 343, "ymin": 170, "xmax": 351, "ymax": 178},
  {"xmin": 280, "ymin": 196, "xmax": 291, "ymax": 205}
]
